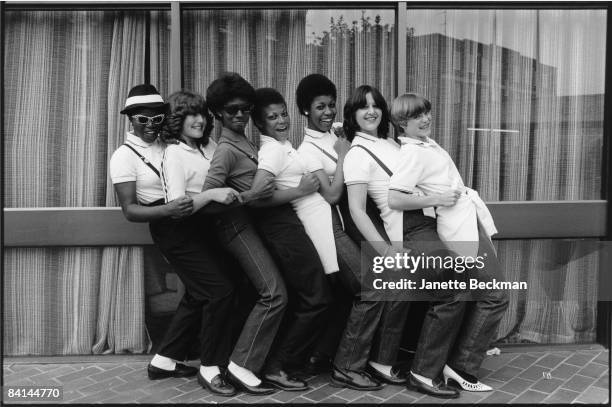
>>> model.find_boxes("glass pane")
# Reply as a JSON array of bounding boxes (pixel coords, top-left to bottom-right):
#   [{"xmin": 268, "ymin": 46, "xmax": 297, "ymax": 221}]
[
  {"xmin": 183, "ymin": 9, "xmax": 395, "ymax": 145},
  {"xmin": 405, "ymin": 9, "xmax": 606, "ymax": 201},
  {"xmin": 3, "ymin": 10, "xmax": 171, "ymax": 208},
  {"xmin": 494, "ymin": 239, "xmax": 599, "ymax": 344}
]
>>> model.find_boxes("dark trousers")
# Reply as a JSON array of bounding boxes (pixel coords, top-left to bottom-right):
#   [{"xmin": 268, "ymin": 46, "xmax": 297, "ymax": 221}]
[
  {"xmin": 250, "ymin": 204, "xmax": 332, "ymax": 371},
  {"xmin": 330, "ymin": 208, "xmax": 386, "ymax": 371},
  {"xmin": 213, "ymin": 207, "xmax": 287, "ymax": 372},
  {"xmin": 404, "ymin": 211, "xmax": 509, "ymax": 379},
  {"xmin": 149, "ymin": 215, "xmax": 234, "ymax": 366}
]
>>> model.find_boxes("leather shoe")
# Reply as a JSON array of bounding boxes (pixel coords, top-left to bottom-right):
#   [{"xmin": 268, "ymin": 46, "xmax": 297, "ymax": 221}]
[
  {"xmin": 263, "ymin": 370, "xmax": 309, "ymax": 391},
  {"xmin": 407, "ymin": 372, "xmax": 459, "ymax": 399},
  {"xmin": 330, "ymin": 367, "xmax": 384, "ymax": 391},
  {"xmin": 197, "ymin": 372, "xmax": 237, "ymax": 397},
  {"xmin": 366, "ymin": 364, "xmax": 407, "ymax": 385},
  {"xmin": 147, "ymin": 363, "xmax": 198, "ymax": 380},
  {"xmin": 226, "ymin": 370, "xmax": 276, "ymax": 395}
]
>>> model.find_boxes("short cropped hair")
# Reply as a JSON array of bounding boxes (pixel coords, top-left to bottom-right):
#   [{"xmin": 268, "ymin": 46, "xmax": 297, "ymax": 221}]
[
  {"xmin": 343, "ymin": 85, "xmax": 390, "ymax": 141},
  {"xmin": 390, "ymin": 93, "xmax": 432, "ymax": 132},
  {"xmin": 295, "ymin": 74, "xmax": 337, "ymax": 116},
  {"xmin": 160, "ymin": 91, "xmax": 214, "ymax": 147},
  {"xmin": 206, "ymin": 72, "xmax": 256, "ymax": 118},
  {"xmin": 253, "ymin": 88, "xmax": 287, "ymax": 133}
]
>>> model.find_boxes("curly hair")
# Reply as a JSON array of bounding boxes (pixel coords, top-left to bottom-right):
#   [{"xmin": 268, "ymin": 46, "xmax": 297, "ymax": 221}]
[
  {"xmin": 205, "ymin": 72, "xmax": 256, "ymax": 118},
  {"xmin": 252, "ymin": 88, "xmax": 287, "ymax": 133},
  {"xmin": 160, "ymin": 90, "xmax": 214, "ymax": 147},
  {"xmin": 389, "ymin": 93, "xmax": 432, "ymax": 133},
  {"xmin": 295, "ymin": 73, "xmax": 337, "ymax": 116},
  {"xmin": 343, "ymin": 85, "xmax": 390, "ymax": 142}
]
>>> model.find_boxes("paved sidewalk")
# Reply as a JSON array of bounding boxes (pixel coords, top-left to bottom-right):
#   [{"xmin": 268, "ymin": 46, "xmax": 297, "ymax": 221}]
[{"xmin": 3, "ymin": 347, "xmax": 609, "ymax": 404}]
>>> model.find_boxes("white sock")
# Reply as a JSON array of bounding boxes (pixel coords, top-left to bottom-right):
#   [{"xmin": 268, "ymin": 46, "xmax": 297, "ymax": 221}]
[
  {"xmin": 228, "ymin": 361, "xmax": 261, "ymax": 386},
  {"xmin": 410, "ymin": 371, "xmax": 433, "ymax": 387},
  {"xmin": 200, "ymin": 365, "xmax": 221, "ymax": 382},
  {"xmin": 368, "ymin": 361, "xmax": 393, "ymax": 376},
  {"xmin": 150, "ymin": 354, "xmax": 176, "ymax": 371}
]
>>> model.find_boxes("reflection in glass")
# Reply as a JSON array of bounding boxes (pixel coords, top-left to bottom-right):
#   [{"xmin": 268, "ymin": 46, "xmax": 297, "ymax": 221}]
[
  {"xmin": 405, "ymin": 9, "xmax": 605, "ymax": 202},
  {"xmin": 404, "ymin": 9, "xmax": 605, "ymax": 344}
]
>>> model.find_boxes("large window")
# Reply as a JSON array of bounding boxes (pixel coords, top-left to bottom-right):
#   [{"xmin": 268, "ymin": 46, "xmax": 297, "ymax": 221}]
[
  {"xmin": 404, "ymin": 9, "xmax": 607, "ymax": 344},
  {"xmin": 182, "ymin": 9, "xmax": 395, "ymax": 145},
  {"xmin": 404, "ymin": 9, "xmax": 606, "ymax": 202},
  {"xmin": 3, "ymin": 9, "xmax": 171, "ymax": 355},
  {"xmin": 2, "ymin": 5, "xmax": 608, "ymax": 354}
]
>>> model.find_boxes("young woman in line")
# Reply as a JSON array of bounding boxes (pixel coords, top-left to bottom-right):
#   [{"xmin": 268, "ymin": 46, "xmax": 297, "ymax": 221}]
[
  {"xmin": 295, "ymin": 75, "xmax": 403, "ymax": 390},
  {"xmin": 387, "ymin": 93, "xmax": 508, "ymax": 394},
  {"xmin": 109, "ymin": 85, "xmax": 238, "ymax": 397},
  {"xmin": 203, "ymin": 72, "xmax": 331, "ymax": 393}
]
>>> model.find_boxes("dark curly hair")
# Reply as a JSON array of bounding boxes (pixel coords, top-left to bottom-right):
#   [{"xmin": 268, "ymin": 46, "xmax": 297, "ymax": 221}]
[
  {"xmin": 252, "ymin": 88, "xmax": 287, "ymax": 133},
  {"xmin": 206, "ymin": 72, "xmax": 256, "ymax": 119},
  {"xmin": 295, "ymin": 73, "xmax": 337, "ymax": 116},
  {"xmin": 343, "ymin": 85, "xmax": 390, "ymax": 142},
  {"xmin": 160, "ymin": 91, "xmax": 214, "ymax": 147}
]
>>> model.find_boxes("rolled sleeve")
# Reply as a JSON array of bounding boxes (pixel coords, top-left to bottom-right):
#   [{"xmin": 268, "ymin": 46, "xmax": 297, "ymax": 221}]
[
  {"xmin": 257, "ymin": 143, "xmax": 285, "ymax": 176},
  {"xmin": 389, "ymin": 148, "xmax": 423, "ymax": 193},
  {"xmin": 343, "ymin": 148, "xmax": 371, "ymax": 185},
  {"xmin": 109, "ymin": 147, "xmax": 137, "ymax": 184}
]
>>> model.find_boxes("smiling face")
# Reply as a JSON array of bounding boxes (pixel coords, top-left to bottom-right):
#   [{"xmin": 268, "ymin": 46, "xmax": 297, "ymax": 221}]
[
  {"xmin": 130, "ymin": 107, "xmax": 165, "ymax": 143},
  {"xmin": 181, "ymin": 113, "xmax": 208, "ymax": 145},
  {"xmin": 259, "ymin": 103, "xmax": 291, "ymax": 142},
  {"xmin": 403, "ymin": 111, "xmax": 432, "ymax": 141},
  {"xmin": 220, "ymin": 97, "xmax": 252, "ymax": 134},
  {"xmin": 306, "ymin": 95, "xmax": 336, "ymax": 133},
  {"xmin": 355, "ymin": 93, "xmax": 382, "ymax": 136}
]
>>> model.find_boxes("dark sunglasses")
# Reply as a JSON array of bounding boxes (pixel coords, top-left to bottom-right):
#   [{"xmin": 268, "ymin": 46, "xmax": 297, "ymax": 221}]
[
  {"xmin": 223, "ymin": 104, "xmax": 253, "ymax": 116},
  {"xmin": 131, "ymin": 114, "xmax": 165, "ymax": 125}
]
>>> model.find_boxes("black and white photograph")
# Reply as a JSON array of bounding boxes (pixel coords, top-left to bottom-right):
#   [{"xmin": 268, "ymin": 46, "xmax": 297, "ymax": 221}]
[{"xmin": 2, "ymin": 0, "xmax": 611, "ymax": 405}]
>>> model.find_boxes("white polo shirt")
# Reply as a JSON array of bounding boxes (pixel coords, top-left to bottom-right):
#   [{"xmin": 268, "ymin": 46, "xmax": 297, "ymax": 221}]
[
  {"xmin": 258, "ymin": 135, "xmax": 324, "ymax": 209},
  {"xmin": 161, "ymin": 139, "xmax": 217, "ymax": 202},
  {"xmin": 343, "ymin": 131, "xmax": 403, "ymax": 242},
  {"xmin": 298, "ymin": 127, "xmax": 339, "ymax": 180},
  {"xmin": 389, "ymin": 136, "xmax": 464, "ymax": 195},
  {"xmin": 109, "ymin": 132, "xmax": 165, "ymax": 204}
]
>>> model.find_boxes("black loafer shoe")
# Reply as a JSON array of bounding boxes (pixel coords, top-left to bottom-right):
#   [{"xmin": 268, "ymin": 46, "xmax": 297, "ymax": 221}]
[
  {"xmin": 366, "ymin": 364, "xmax": 407, "ymax": 385},
  {"xmin": 330, "ymin": 367, "xmax": 384, "ymax": 391},
  {"xmin": 226, "ymin": 370, "xmax": 276, "ymax": 395},
  {"xmin": 147, "ymin": 363, "xmax": 198, "ymax": 380},
  {"xmin": 197, "ymin": 372, "xmax": 237, "ymax": 397},
  {"xmin": 263, "ymin": 370, "xmax": 309, "ymax": 391},
  {"xmin": 407, "ymin": 373, "xmax": 459, "ymax": 399}
]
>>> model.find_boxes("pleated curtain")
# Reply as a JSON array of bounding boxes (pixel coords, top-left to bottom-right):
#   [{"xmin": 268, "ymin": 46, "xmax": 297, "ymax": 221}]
[
  {"xmin": 405, "ymin": 9, "xmax": 604, "ymax": 343},
  {"xmin": 4, "ymin": 10, "xmax": 170, "ymax": 355},
  {"xmin": 182, "ymin": 9, "xmax": 396, "ymax": 147}
]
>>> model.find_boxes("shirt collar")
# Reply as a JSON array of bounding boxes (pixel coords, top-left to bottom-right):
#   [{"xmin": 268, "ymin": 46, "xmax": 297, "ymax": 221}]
[
  {"xmin": 126, "ymin": 131, "xmax": 157, "ymax": 148},
  {"xmin": 398, "ymin": 136, "xmax": 437, "ymax": 148},
  {"xmin": 220, "ymin": 127, "xmax": 248, "ymax": 143},
  {"xmin": 260, "ymin": 134, "xmax": 293, "ymax": 152},
  {"xmin": 304, "ymin": 127, "xmax": 331, "ymax": 139},
  {"xmin": 177, "ymin": 140, "xmax": 199, "ymax": 152},
  {"xmin": 354, "ymin": 131, "xmax": 379, "ymax": 143}
]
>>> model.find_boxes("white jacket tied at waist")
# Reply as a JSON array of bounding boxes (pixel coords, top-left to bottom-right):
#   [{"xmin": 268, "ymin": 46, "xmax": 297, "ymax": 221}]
[{"xmin": 434, "ymin": 187, "xmax": 497, "ymax": 258}]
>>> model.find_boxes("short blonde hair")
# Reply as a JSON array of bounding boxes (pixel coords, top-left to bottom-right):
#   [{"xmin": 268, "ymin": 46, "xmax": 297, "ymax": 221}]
[{"xmin": 390, "ymin": 93, "xmax": 431, "ymax": 131}]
